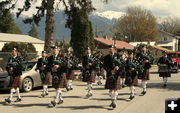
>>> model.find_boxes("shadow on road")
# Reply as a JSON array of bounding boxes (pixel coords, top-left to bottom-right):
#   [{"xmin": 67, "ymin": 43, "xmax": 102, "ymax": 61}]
[
  {"xmin": 148, "ymin": 82, "xmax": 180, "ymax": 91},
  {"xmin": 57, "ymin": 105, "xmax": 108, "ymax": 110},
  {"xmin": 90, "ymin": 97, "xmax": 128, "ymax": 102},
  {"xmin": 12, "ymin": 103, "xmax": 49, "ymax": 108}
]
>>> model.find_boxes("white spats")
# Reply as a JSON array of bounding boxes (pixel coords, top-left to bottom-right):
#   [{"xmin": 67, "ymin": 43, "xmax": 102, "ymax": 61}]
[
  {"xmin": 163, "ymin": 77, "xmax": 168, "ymax": 85},
  {"xmin": 55, "ymin": 89, "xmax": 62, "ymax": 103},
  {"xmin": 130, "ymin": 86, "xmax": 135, "ymax": 96},
  {"xmin": 142, "ymin": 81, "xmax": 147, "ymax": 91},
  {"xmin": 16, "ymin": 88, "xmax": 21, "ymax": 99},
  {"xmin": 67, "ymin": 80, "xmax": 73, "ymax": 89},
  {"xmin": 9, "ymin": 88, "xmax": 15, "ymax": 100}
]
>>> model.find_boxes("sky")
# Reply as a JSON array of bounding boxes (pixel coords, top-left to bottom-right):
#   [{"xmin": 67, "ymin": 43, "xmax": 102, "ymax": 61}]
[
  {"xmin": 0, "ymin": 0, "xmax": 180, "ymax": 17},
  {"xmin": 92, "ymin": 0, "xmax": 180, "ymax": 17}
]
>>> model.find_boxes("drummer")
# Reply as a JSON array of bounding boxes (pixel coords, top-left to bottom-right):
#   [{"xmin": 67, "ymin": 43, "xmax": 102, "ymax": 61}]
[{"xmin": 157, "ymin": 51, "xmax": 173, "ymax": 87}]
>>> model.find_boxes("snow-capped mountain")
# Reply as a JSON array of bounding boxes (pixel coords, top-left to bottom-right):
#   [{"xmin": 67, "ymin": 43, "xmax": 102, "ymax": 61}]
[
  {"xmin": 15, "ymin": 11, "xmax": 117, "ymax": 40},
  {"xmin": 93, "ymin": 10, "xmax": 125, "ymax": 20}
]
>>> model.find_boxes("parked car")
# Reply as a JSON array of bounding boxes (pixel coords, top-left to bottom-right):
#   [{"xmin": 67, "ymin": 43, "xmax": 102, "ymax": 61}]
[
  {"xmin": 167, "ymin": 52, "xmax": 180, "ymax": 73},
  {"xmin": 0, "ymin": 61, "xmax": 44, "ymax": 92}
]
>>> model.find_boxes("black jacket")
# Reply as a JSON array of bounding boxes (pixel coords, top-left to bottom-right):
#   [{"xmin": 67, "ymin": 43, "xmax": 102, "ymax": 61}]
[
  {"xmin": 103, "ymin": 53, "xmax": 119, "ymax": 71},
  {"xmin": 36, "ymin": 56, "xmax": 48, "ymax": 71},
  {"xmin": 45, "ymin": 54, "xmax": 67, "ymax": 73},
  {"xmin": 157, "ymin": 56, "xmax": 172, "ymax": 69},
  {"xmin": 6, "ymin": 56, "xmax": 23, "ymax": 76}
]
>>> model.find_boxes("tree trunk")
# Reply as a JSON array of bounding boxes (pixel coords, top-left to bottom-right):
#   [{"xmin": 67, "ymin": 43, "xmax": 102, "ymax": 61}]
[{"xmin": 44, "ymin": 0, "xmax": 55, "ymax": 52}]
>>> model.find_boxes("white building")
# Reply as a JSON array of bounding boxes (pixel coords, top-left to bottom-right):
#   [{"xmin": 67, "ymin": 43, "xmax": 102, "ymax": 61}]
[
  {"xmin": 130, "ymin": 42, "xmax": 156, "ymax": 46},
  {"xmin": 0, "ymin": 33, "xmax": 44, "ymax": 55},
  {"xmin": 130, "ymin": 31, "xmax": 180, "ymax": 51},
  {"xmin": 157, "ymin": 30, "xmax": 179, "ymax": 51}
]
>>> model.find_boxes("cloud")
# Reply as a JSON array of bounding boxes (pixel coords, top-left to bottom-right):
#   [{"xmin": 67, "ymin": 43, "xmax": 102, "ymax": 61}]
[
  {"xmin": 92, "ymin": 0, "xmax": 180, "ymax": 17},
  {"xmin": 2, "ymin": 0, "xmax": 179, "ymax": 18}
]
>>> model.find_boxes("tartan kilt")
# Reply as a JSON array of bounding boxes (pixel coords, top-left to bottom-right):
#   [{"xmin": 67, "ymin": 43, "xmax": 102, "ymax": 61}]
[
  {"xmin": 52, "ymin": 72, "xmax": 67, "ymax": 89},
  {"xmin": 125, "ymin": 71, "xmax": 138, "ymax": 86},
  {"xmin": 97, "ymin": 68, "xmax": 105, "ymax": 78},
  {"xmin": 138, "ymin": 69, "xmax": 150, "ymax": 80},
  {"xmin": 66, "ymin": 70, "xmax": 75, "ymax": 80},
  {"xmin": 105, "ymin": 71, "xmax": 121, "ymax": 90},
  {"xmin": 39, "ymin": 71, "xmax": 46, "ymax": 84},
  {"xmin": 43, "ymin": 72, "xmax": 51, "ymax": 85},
  {"xmin": 11, "ymin": 76, "xmax": 21, "ymax": 89},
  {"xmin": 159, "ymin": 72, "xmax": 171, "ymax": 77},
  {"xmin": 82, "ymin": 69, "xmax": 96, "ymax": 83},
  {"xmin": 121, "ymin": 72, "xmax": 126, "ymax": 78}
]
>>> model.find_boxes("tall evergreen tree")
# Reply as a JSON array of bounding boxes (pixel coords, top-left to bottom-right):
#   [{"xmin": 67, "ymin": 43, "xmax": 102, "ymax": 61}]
[
  {"xmin": 0, "ymin": 9, "xmax": 21, "ymax": 34},
  {"xmin": 66, "ymin": 8, "xmax": 94, "ymax": 58},
  {"xmin": 65, "ymin": 1, "xmax": 95, "ymax": 58},
  {"xmin": 28, "ymin": 23, "xmax": 39, "ymax": 38}
]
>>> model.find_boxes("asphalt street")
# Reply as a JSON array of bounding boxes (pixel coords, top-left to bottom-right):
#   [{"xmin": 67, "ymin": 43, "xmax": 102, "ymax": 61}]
[{"xmin": 0, "ymin": 66, "xmax": 180, "ymax": 113}]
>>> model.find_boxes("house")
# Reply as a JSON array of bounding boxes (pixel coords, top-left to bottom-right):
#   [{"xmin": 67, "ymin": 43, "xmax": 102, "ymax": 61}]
[
  {"xmin": 130, "ymin": 42, "xmax": 156, "ymax": 46},
  {"xmin": 94, "ymin": 37, "xmax": 134, "ymax": 54},
  {"xmin": 157, "ymin": 30, "xmax": 180, "ymax": 51},
  {"xmin": 0, "ymin": 33, "xmax": 44, "ymax": 55}
]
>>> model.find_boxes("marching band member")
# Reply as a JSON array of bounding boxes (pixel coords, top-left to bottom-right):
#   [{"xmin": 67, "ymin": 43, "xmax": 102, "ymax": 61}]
[
  {"xmin": 157, "ymin": 51, "xmax": 173, "ymax": 87},
  {"xmin": 95, "ymin": 51, "xmax": 105, "ymax": 85},
  {"xmin": 125, "ymin": 51, "xmax": 138, "ymax": 100},
  {"xmin": 47, "ymin": 46, "xmax": 68, "ymax": 107},
  {"xmin": 5, "ymin": 48, "xmax": 23, "ymax": 104},
  {"xmin": 65, "ymin": 51, "xmax": 76, "ymax": 91},
  {"xmin": 36, "ymin": 51, "xmax": 49, "ymax": 97},
  {"xmin": 82, "ymin": 47, "xmax": 96, "ymax": 97},
  {"xmin": 103, "ymin": 45, "xmax": 121, "ymax": 108},
  {"xmin": 137, "ymin": 46, "xmax": 152, "ymax": 95}
]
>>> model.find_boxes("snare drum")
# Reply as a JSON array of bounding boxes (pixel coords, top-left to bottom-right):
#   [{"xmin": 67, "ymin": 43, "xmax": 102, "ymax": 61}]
[{"xmin": 158, "ymin": 64, "xmax": 168, "ymax": 73}]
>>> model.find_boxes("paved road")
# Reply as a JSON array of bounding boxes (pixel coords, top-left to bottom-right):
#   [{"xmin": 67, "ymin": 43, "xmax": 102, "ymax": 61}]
[{"xmin": 0, "ymin": 67, "xmax": 180, "ymax": 113}]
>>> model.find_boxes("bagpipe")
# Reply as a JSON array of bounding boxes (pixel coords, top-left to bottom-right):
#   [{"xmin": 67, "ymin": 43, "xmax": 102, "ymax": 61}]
[
  {"xmin": 42, "ymin": 60, "xmax": 48, "ymax": 65},
  {"xmin": 7, "ymin": 62, "xmax": 20, "ymax": 75},
  {"xmin": 86, "ymin": 55, "xmax": 100, "ymax": 69},
  {"xmin": 51, "ymin": 59, "xmax": 64, "ymax": 73},
  {"xmin": 136, "ymin": 53, "xmax": 152, "ymax": 70},
  {"xmin": 7, "ymin": 62, "xmax": 19, "ymax": 68},
  {"xmin": 52, "ymin": 60, "xmax": 63, "ymax": 66}
]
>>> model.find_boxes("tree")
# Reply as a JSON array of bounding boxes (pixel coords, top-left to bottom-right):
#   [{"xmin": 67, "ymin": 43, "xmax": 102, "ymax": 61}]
[
  {"xmin": 160, "ymin": 17, "xmax": 180, "ymax": 36},
  {"xmin": 112, "ymin": 6, "xmax": 158, "ymax": 42},
  {"xmin": 160, "ymin": 17, "xmax": 180, "ymax": 51},
  {"xmin": 0, "ymin": 0, "xmax": 109, "ymax": 53},
  {"xmin": 0, "ymin": 9, "xmax": 21, "ymax": 34},
  {"xmin": 65, "ymin": 1, "xmax": 95, "ymax": 58},
  {"xmin": 28, "ymin": 23, "xmax": 39, "ymax": 38},
  {"xmin": 1, "ymin": 42, "xmax": 37, "ymax": 61}
]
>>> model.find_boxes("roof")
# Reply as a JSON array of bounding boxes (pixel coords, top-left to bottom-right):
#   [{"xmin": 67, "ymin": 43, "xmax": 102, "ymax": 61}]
[
  {"xmin": 151, "ymin": 45, "xmax": 174, "ymax": 52},
  {"xmin": 0, "ymin": 33, "xmax": 44, "ymax": 44},
  {"xmin": 95, "ymin": 38, "xmax": 134, "ymax": 50},
  {"xmin": 159, "ymin": 30, "xmax": 180, "ymax": 39}
]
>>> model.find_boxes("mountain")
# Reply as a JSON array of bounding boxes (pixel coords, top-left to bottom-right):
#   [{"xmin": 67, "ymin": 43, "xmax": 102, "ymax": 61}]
[{"xmin": 15, "ymin": 10, "xmax": 118, "ymax": 41}]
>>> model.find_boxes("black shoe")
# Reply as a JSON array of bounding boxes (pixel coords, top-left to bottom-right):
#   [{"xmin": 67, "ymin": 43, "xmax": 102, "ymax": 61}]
[
  {"xmin": 41, "ymin": 93, "xmax": 46, "ymax": 97},
  {"xmin": 112, "ymin": 103, "xmax": 116, "ymax": 108},
  {"xmin": 70, "ymin": 87, "xmax": 73, "ymax": 90},
  {"xmin": 109, "ymin": 102, "xmax": 113, "ymax": 107},
  {"xmin": 45, "ymin": 92, "xmax": 49, "ymax": 95},
  {"xmin": 51, "ymin": 101, "xmax": 57, "ymax": 107},
  {"xmin": 129, "ymin": 95, "xmax": 135, "ymax": 100},
  {"xmin": 163, "ymin": 84, "xmax": 167, "ymax": 88},
  {"xmin": 66, "ymin": 88, "xmax": 70, "ymax": 91},
  {"xmin": 5, "ymin": 98, "xmax": 11, "ymax": 104},
  {"xmin": 86, "ymin": 93, "xmax": 93, "ymax": 97},
  {"xmin": 15, "ymin": 98, "xmax": 22, "ymax": 102},
  {"xmin": 57, "ymin": 100, "xmax": 64, "ymax": 104},
  {"xmin": 141, "ymin": 91, "xmax": 146, "ymax": 95}
]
